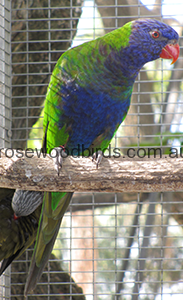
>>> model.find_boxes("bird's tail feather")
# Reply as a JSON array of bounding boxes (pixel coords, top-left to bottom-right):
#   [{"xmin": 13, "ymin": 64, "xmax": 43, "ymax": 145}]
[
  {"xmin": 24, "ymin": 191, "xmax": 73, "ymax": 295},
  {"xmin": 24, "ymin": 220, "xmax": 61, "ymax": 295}
]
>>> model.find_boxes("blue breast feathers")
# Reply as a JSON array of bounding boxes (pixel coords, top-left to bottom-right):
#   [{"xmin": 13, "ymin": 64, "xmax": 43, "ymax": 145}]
[{"xmin": 57, "ymin": 83, "xmax": 131, "ymax": 151}]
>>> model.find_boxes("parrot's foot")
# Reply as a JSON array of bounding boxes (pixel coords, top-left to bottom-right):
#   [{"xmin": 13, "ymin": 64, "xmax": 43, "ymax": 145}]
[
  {"xmin": 51, "ymin": 146, "xmax": 67, "ymax": 176},
  {"xmin": 92, "ymin": 150, "xmax": 103, "ymax": 169}
]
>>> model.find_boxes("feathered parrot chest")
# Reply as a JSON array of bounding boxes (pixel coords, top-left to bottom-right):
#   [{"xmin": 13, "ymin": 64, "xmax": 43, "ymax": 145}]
[{"xmin": 55, "ymin": 69, "xmax": 133, "ymax": 151}]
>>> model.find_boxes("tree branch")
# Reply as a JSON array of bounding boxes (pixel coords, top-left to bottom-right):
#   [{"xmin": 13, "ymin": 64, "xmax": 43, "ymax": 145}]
[{"xmin": 0, "ymin": 150, "xmax": 183, "ymax": 193}]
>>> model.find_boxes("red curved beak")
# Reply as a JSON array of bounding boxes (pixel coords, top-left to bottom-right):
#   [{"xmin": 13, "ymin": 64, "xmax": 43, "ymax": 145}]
[{"xmin": 160, "ymin": 43, "xmax": 180, "ymax": 65}]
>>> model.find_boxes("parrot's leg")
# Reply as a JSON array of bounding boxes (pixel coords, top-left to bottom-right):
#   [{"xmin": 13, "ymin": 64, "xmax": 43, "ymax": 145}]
[
  {"xmin": 51, "ymin": 146, "xmax": 68, "ymax": 176},
  {"xmin": 92, "ymin": 150, "xmax": 103, "ymax": 169},
  {"xmin": 52, "ymin": 147, "xmax": 103, "ymax": 172}
]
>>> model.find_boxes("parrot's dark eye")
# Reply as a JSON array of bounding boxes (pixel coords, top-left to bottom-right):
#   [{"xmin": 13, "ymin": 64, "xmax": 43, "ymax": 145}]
[{"xmin": 151, "ymin": 30, "xmax": 160, "ymax": 39}]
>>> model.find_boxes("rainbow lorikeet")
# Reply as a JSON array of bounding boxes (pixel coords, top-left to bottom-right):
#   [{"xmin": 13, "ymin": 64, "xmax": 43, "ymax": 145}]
[{"xmin": 3, "ymin": 18, "xmax": 180, "ymax": 294}]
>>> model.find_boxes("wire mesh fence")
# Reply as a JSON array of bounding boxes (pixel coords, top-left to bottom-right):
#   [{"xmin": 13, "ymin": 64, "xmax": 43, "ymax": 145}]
[
  {"xmin": 0, "ymin": 0, "xmax": 11, "ymax": 149},
  {"xmin": 0, "ymin": 0, "xmax": 183, "ymax": 299},
  {"xmin": 0, "ymin": 0, "xmax": 11, "ymax": 296}
]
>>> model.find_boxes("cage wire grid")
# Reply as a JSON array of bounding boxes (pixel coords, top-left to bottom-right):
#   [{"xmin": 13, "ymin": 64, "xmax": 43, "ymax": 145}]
[{"xmin": 0, "ymin": 0, "xmax": 183, "ymax": 299}]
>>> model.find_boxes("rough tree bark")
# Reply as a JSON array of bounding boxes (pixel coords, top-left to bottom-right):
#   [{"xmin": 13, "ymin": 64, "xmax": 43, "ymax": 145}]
[{"xmin": 1, "ymin": 153, "xmax": 183, "ymax": 193}]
